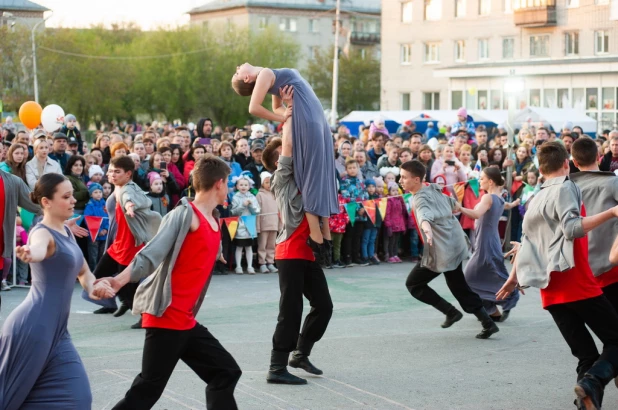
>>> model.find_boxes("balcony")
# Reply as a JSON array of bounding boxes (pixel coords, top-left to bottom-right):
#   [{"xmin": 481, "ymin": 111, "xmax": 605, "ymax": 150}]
[
  {"xmin": 513, "ymin": 0, "xmax": 556, "ymax": 27},
  {"xmin": 350, "ymin": 32, "xmax": 380, "ymax": 45}
]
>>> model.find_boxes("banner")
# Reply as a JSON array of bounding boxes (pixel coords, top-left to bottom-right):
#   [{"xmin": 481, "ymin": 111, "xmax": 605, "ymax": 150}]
[
  {"xmin": 468, "ymin": 179, "xmax": 480, "ymax": 197},
  {"xmin": 84, "ymin": 216, "xmax": 104, "ymax": 243},
  {"xmin": 377, "ymin": 198, "xmax": 388, "ymax": 221},
  {"xmin": 453, "ymin": 181, "xmax": 466, "ymax": 204},
  {"xmin": 241, "ymin": 215, "xmax": 258, "ymax": 238},
  {"xmin": 362, "ymin": 200, "xmax": 377, "ymax": 225},
  {"xmin": 345, "ymin": 202, "xmax": 358, "ymax": 226}
]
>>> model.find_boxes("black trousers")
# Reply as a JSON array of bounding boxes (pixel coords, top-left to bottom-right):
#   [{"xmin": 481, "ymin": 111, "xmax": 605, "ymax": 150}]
[
  {"xmin": 342, "ymin": 221, "xmax": 365, "ymax": 263},
  {"xmin": 272, "ymin": 259, "xmax": 333, "ymax": 354},
  {"xmin": 546, "ymin": 295, "xmax": 618, "ymax": 381},
  {"xmin": 405, "ymin": 262, "xmax": 483, "ymax": 314},
  {"xmin": 113, "ymin": 324, "xmax": 242, "ymax": 410},
  {"xmin": 603, "ymin": 281, "xmax": 618, "ymax": 314},
  {"xmin": 93, "ymin": 252, "xmax": 137, "ymax": 308}
]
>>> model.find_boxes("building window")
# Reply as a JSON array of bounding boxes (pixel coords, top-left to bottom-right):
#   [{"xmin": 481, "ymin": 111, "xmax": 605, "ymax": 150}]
[
  {"xmin": 455, "ymin": 40, "xmax": 466, "ymax": 61},
  {"xmin": 566, "ymin": 0, "xmax": 579, "ymax": 7},
  {"xmin": 452, "ymin": 91, "xmax": 463, "ymax": 109},
  {"xmin": 544, "ymin": 89, "xmax": 556, "ymax": 108},
  {"xmin": 279, "ymin": 18, "xmax": 297, "ymax": 32},
  {"xmin": 565, "ymin": 32, "xmax": 579, "ymax": 56},
  {"xmin": 479, "ymin": 0, "xmax": 491, "ymax": 15},
  {"xmin": 557, "ymin": 88, "xmax": 569, "ymax": 108},
  {"xmin": 402, "ymin": 93, "xmax": 411, "ymax": 110},
  {"xmin": 258, "ymin": 17, "xmax": 269, "ymax": 30},
  {"xmin": 530, "ymin": 89, "xmax": 541, "ymax": 107},
  {"xmin": 455, "ymin": 0, "xmax": 466, "ymax": 17},
  {"xmin": 491, "ymin": 89, "xmax": 501, "ymax": 109},
  {"xmin": 424, "ymin": 0, "xmax": 442, "ymax": 20},
  {"xmin": 424, "ymin": 42, "xmax": 440, "ymax": 63},
  {"xmin": 586, "ymin": 88, "xmax": 598, "ymax": 109},
  {"xmin": 530, "ymin": 35, "xmax": 550, "ymax": 57},
  {"xmin": 478, "ymin": 38, "xmax": 489, "ymax": 59},
  {"xmin": 478, "ymin": 90, "xmax": 488, "ymax": 109},
  {"xmin": 401, "ymin": 44, "xmax": 412, "ymax": 64},
  {"xmin": 502, "ymin": 37, "xmax": 514, "ymax": 59},
  {"xmin": 309, "ymin": 19, "xmax": 319, "ymax": 33},
  {"xmin": 603, "ymin": 87, "xmax": 615, "ymax": 109},
  {"xmin": 402, "ymin": 1, "xmax": 414, "ymax": 23},
  {"xmin": 595, "ymin": 31, "xmax": 609, "ymax": 54},
  {"xmin": 423, "ymin": 92, "xmax": 440, "ymax": 109}
]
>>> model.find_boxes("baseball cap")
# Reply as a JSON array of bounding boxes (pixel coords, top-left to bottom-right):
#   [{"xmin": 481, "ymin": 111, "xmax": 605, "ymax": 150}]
[
  {"xmin": 53, "ymin": 132, "xmax": 68, "ymax": 140},
  {"xmin": 68, "ymin": 137, "xmax": 78, "ymax": 145},
  {"xmin": 251, "ymin": 140, "xmax": 265, "ymax": 152}
]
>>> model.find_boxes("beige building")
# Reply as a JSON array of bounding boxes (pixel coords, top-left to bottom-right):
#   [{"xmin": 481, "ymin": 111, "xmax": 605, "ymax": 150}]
[
  {"xmin": 0, "ymin": 0, "xmax": 48, "ymax": 28},
  {"xmin": 382, "ymin": 0, "xmax": 618, "ymax": 129},
  {"xmin": 188, "ymin": 0, "xmax": 381, "ymax": 68}
]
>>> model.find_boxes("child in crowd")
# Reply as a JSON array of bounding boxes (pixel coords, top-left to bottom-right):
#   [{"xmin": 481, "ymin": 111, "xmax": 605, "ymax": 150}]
[
  {"xmin": 231, "ymin": 174, "xmax": 261, "ymax": 274},
  {"xmin": 102, "ymin": 181, "xmax": 113, "ymax": 200},
  {"xmin": 340, "ymin": 159, "xmax": 369, "ymax": 267},
  {"xmin": 383, "ymin": 181, "xmax": 408, "ymax": 263},
  {"xmin": 83, "ymin": 183, "xmax": 109, "ymax": 271},
  {"xmin": 146, "ymin": 172, "xmax": 170, "ymax": 217},
  {"xmin": 361, "ymin": 179, "xmax": 381, "ymax": 265},
  {"xmin": 256, "ymin": 171, "xmax": 280, "ymax": 273},
  {"xmin": 329, "ymin": 193, "xmax": 350, "ymax": 268},
  {"xmin": 13, "ymin": 213, "xmax": 29, "ymax": 286},
  {"xmin": 61, "ymin": 113, "xmax": 83, "ymax": 154},
  {"xmin": 88, "ymin": 165, "xmax": 104, "ymax": 187},
  {"xmin": 380, "ymin": 168, "xmax": 402, "ymax": 195}
]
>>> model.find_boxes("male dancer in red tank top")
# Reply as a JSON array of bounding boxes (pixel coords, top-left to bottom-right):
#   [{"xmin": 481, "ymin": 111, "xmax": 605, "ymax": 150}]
[{"xmin": 96, "ymin": 156, "xmax": 241, "ymax": 410}]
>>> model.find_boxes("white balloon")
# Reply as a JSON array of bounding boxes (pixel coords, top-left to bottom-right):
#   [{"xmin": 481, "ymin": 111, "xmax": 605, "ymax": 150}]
[{"xmin": 41, "ymin": 104, "xmax": 65, "ymax": 133}]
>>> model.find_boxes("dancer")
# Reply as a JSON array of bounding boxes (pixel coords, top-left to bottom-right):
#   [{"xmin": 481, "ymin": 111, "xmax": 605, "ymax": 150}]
[
  {"xmin": 570, "ymin": 136, "xmax": 618, "ymax": 312},
  {"xmin": 261, "ymin": 115, "xmax": 334, "ymax": 385},
  {"xmin": 497, "ymin": 142, "xmax": 618, "ymax": 410},
  {"xmin": 0, "ymin": 173, "xmax": 113, "ymax": 410},
  {"xmin": 232, "ymin": 63, "xmax": 338, "ymax": 264},
  {"xmin": 95, "ymin": 155, "xmax": 241, "ymax": 410},
  {"xmin": 456, "ymin": 167, "xmax": 520, "ymax": 322},
  {"xmin": 89, "ymin": 156, "xmax": 161, "ymax": 317},
  {"xmin": 399, "ymin": 160, "xmax": 499, "ymax": 339}
]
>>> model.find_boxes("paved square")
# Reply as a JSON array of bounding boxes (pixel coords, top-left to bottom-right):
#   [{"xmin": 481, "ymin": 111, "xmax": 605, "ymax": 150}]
[{"xmin": 1, "ymin": 262, "xmax": 615, "ymax": 409}]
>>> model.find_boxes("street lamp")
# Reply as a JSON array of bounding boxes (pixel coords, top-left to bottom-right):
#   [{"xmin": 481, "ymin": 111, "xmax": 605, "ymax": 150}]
[
  {"xmin": 31, "ymin": 12, "xmax": 53, "ymax": 103},
  {"xmin": 330, "ymin": 0, "xmax": 341, "ymax": 127}
]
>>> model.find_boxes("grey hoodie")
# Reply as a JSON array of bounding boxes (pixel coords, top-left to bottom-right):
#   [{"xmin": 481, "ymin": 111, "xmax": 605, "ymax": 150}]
[{"xmin": 115, "ymin": 181, "xmax": 162, "ymax": 246}]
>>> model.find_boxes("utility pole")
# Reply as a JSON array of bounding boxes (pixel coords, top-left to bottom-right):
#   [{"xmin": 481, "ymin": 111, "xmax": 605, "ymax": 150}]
[
  {"xmin": 330, "ymin": 0, "xmax": 341, "ymax": 127},
  {"xmin": 31, "ymin": 13, "xmax": 53, "ymax": 103}
]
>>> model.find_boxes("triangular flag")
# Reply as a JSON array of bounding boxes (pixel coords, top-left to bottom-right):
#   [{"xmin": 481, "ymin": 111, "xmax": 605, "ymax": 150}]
[
  {"xmin": 221, "ymin": 216, "xmax": 239, "ymax": 228},
  {"xmin": 345, "ymin": 202, "xmax": 358, "ymax": 226},
  {"xmin": 18, "ymin": 207, "xmax": 35, "ymax": 231},
  {"xmin": 473, "ymin": 157, "xmax": 482, "ymax": 172},
  {"xmin": 453, "ymin": 182, "xmax": 466, "ymax": 204},
  {"xmin": 362, "ymin": 200, "xmax": 377, "ymax": 225},
  {"xmin": 72, "ymin": 214, "xmax": 84, "ymax": 226},
  {"xmin": 84, "ymin": 216, "xmax": 104, "ymax": 243},
  {"xmin": 377, "ymin": 198, "xmax": 387, "ymax": 221},
  {"xmin": 227, "ymin": 220, "xmax": 239, "ymax": 240},
  {"xmin": 468, "ymin": 179, "xmax": 480, "ymax": 197},
  {"xmin": 241, "ymin": 215, "xmax": 258, "ymax": 238},
  {"xmin": 402, "ymin": 193, "xmax": 413, "ymax": 213},
  {"xmin": 511, "ymin": 180, "xmax": 523, "ymax": 196}
]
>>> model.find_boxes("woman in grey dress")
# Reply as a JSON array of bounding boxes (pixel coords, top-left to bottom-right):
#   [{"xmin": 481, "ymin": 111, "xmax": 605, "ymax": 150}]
[
  {"xmin": 456, "ymin": 168, "xmax": 521, "ymax": 322},
  {"xmin": 0, "ymin": 173, "xmax": 113, "ymax": 410},
  {"xmin": 232, "ymin": 64, "xmax": 338, "ymax": 261}
]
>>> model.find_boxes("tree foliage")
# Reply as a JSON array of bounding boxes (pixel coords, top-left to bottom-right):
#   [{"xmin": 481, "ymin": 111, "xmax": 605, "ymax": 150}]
[
  {"xmin": 0, "ymin": 24, "xmax": 298, "ymax": 128},
  {"xmin": 305, "ymin": 47, "xmax": 380, "ymax": 117}
]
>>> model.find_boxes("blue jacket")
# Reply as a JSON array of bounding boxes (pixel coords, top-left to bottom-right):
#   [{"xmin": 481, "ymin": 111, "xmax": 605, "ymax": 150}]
[{"xmin": 84, "ymin": 198, "xmax": 109, "ymax": 241}]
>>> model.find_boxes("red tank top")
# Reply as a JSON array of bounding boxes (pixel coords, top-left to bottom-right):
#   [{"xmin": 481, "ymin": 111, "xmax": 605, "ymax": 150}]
[
  {"xmin": 142, "ymin": 202, "xmax": 220, "ymax": 330},
  {"xmin": 275, "ymin": 216, "xmax": 315, "ymax": 261},
  {"xmin": 107, "ymin": 203, "xmax": 144, "ymax": 265}
]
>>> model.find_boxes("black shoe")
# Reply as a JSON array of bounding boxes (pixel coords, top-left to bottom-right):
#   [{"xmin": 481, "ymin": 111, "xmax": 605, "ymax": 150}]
[
  {"xmin": 289, "ymin": 351, "xmax": 323, "ymax": 375},
  {"xmin": 93, "ymin": 307, "xmax": 116, "ymax": 314},
  {"xmin": 441, "ymin": 309, "xmax": 463, "ymax": 328},
  {"xmin": 490, "ymin": 315, "xmax": 502, "ymax": 322},
  {"xmin": 346, "ymin": 260, "xmax": 358, "ymax": 267},
  {"xmin": 575, "ymin": 377, "xmax": 603, "ymax": 410},
  {"xmin": 332, "ymin": 260, "xmax": 345, "ymax": 269},
  {"xmin": 499, "ymin": 310, "xmax": 511, "ymax": 322},
  {"xmin": 370, "ymin": 256, "xmax": 381, "ymax": 265},
  {"xmin": 267, "ymin": 350, "xmax": 307, "ymax": 385},
  {"xmin": 356, "ymin": 259, "xmax": 370, "ymax": 267},
  {"xmin": 113, "ymin": 303, "xmax": 130, "ymax": 317},
  {"xmin": 131, "ymin": 318, "xmax": 143, "ymax": 329},
  {"xmin": 474, "ymin": 309, "xmax": 500, "ymax": 339}
]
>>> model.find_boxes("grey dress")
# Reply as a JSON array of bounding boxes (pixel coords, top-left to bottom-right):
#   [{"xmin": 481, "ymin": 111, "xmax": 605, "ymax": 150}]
[
  {"xmin": 267, "ymin": 68, "xmax": 338, "ymax": 217},
  {"xmin": 0, "ymin": 225, "xmax": 92, "ymax": 410},
  {"xmin": 464, "ymin": 194, "xmax": 519, "ymax": 314}
]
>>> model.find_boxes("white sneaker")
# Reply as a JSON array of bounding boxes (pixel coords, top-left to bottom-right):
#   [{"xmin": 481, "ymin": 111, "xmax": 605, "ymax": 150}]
[
  {"xmin": 247, "ymin": 266, "xmax": 256, "ymax": 275},
  {"xmin": 267, "ymin": 264, "xmax": 279, "ymax": 273},
  {"xmin": 1, "ymin": 280, "xmax": 11, "ymax": 291},
  {"xmin": 235, "ymin": 267, "xmax": 244, "ymax": 275},
  {"xmin": 259, "ymin": 265, "xmax": 269, "ymax": 273}
]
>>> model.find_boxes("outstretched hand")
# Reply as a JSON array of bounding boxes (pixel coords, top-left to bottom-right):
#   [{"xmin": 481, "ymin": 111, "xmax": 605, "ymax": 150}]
[
  {"xmin": 15, "ymin": 245, "xmax": 32, "ymax": 263},
  {"xmin": 66, "ymin": 217, "xmax": 89, "ymax": 238},
  {"xmin": 496, "ymin": 277, "xmax": 523, "ymax": 300},
  {"xmin": 504, "ymin": 241, "xmax": 520, "ymax": 260}
]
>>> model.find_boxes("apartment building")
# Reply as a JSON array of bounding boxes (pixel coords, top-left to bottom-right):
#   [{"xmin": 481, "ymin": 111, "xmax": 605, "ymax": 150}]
[
  {"xmin": 382, "ymin": 0, "xmax": 618, "ymax": 129},
  {"xmin": 188, "ymin": 0, "xmax": 381, "ymax": 68}
]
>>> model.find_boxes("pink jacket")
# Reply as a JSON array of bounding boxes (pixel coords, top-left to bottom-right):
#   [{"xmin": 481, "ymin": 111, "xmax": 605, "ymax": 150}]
[{"xmin": 383, "ymin": 196, "xmax": 408, "ymax": 233}]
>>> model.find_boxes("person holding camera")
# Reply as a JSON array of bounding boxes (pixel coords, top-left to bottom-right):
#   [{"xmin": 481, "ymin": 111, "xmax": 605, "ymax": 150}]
[{"xmin": 430, "ymin": 145, "xmax": 467, "ymax": 197}]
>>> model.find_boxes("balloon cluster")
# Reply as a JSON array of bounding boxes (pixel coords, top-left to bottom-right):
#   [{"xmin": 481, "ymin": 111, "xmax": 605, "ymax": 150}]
[{"xmin": 18, "ymin": 101, "xmax": 66, "ymax": 132}]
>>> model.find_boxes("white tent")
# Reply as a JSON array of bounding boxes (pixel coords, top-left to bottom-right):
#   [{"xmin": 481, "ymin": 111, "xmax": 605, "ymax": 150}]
[{"xmin": 512, "ymin": 107, "xmax": 597, "ymax": 133}]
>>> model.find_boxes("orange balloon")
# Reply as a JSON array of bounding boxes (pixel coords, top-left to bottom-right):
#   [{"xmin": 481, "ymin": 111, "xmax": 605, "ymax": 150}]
[{"xmin": 18, "ymin": 101, "xmax": 43, "ymax": 129}]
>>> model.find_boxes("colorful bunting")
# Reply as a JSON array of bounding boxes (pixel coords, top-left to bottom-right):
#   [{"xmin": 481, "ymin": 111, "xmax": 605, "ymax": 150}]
[
  {"xmin": 468, "ymin": 179, "xmax": 480, "ymax": 197},
  {"xmin": 226, "ymin": 220, "xmax": 239, "ymax": 240},
  {"xmin": 402, "ymin": 193, "xmax": 413, "ymax": 213},
  {"xmin": 345, "ymin": 202, "xmax": 358, "ymax": 226},
  {"xmin": 362, "ymin": 200, "xmax": 377, "ymax": 225},
  {"xmin": 18, "ymin": 207, "xmax": 35, "ymax": 231},
  {"xmin": 84, "ymin": 216, "xmax": 104, "ymax": 243},
  {"xmin": 453, "ymin": 182, "xmax": 466, "ymax": 204},
  {"xmin": 241, "ymin": 215, "xmax": 258, "ymax": 238},
  {"xmin": 511, "ymin": 180, "xmax": 523, "ymax": 196},
  {"xmin": 377, "ymin": 198, "xmax": 388, "ymax": 221}
]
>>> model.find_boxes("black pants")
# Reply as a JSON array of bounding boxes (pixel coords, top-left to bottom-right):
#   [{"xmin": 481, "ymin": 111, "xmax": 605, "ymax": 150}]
[
  {"xmin": 383, "ymin": 231, "xmax": 401, "ymax": 259},
  {"xmin": 603, "ymin": 282, "xmax": 618, "ymax": 314},
  {"xmin": 342, "ymin": 221, "xmax": 365, "ymax": 263},
  {"xmin": 405, "ymin": 262, "xmax": 483, "ymax": 314},
  {"xmin": 93, "ymin": 252, "xmax": 137, "ymax": 308},
  {"xmin": 546, "ymin": 295, "xmax": 618, "ymax": 381},
  {"xmin": 113, "ymin": 324, "xmax": 242, "ymax": 410},
  {"xmin": 272, "ymin": 259, "xmax": 333, "ymax": 354}
]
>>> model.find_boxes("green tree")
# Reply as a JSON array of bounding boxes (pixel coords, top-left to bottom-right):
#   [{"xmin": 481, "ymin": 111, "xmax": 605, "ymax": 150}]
[
  {"xmin": 305, "ymin": 47, "xmax": 380, "ymax": 118},
  {"xmin": 0, "ymin": 26, "xmax": 36, "ymax": 112}
]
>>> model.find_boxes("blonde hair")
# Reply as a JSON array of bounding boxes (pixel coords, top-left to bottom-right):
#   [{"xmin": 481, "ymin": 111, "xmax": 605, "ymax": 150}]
[{"xmin": 460, "ymin": 144, "xmax": 472, "ymax": 153}]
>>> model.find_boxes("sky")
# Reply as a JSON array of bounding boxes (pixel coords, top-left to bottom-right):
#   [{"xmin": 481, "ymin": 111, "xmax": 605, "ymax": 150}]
[{"xmin": 35, "ymin": 0, "xmax": 208, "ymax": 30}]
